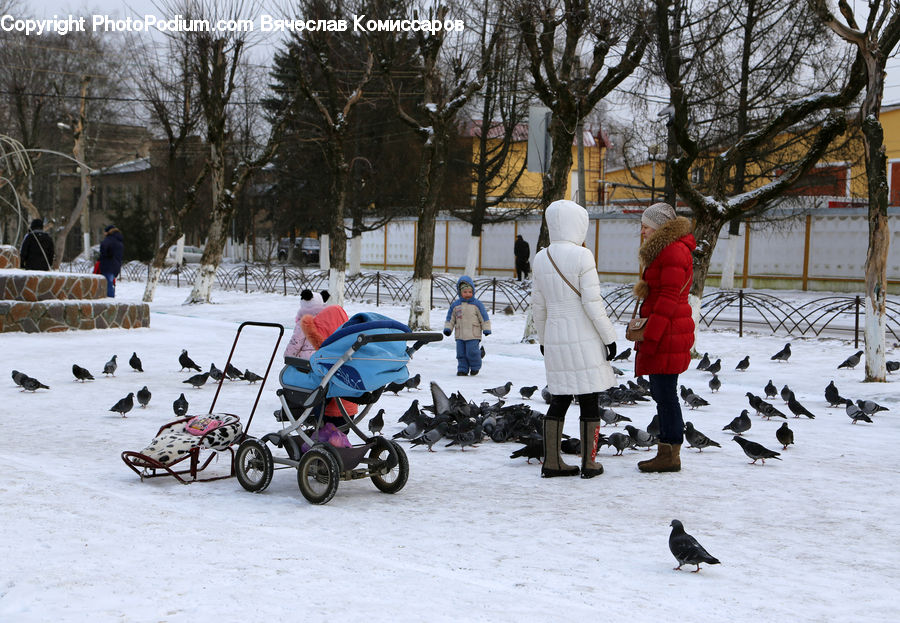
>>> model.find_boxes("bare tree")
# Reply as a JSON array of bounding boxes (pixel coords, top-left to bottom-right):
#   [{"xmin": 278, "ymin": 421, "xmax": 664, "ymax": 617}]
[
  {"xmin": 514, "ymin": 0, "xmax": 650, "ymax": 248},
  {"xmin": 809, "ymin": 0, "xmax": 900, "ymax": 382},
  {"xmin": 654, "ymin": 0, "xmax": 865, "ymax": 349},
  {"xmin": 376, "ymin": 0, "xmax": 496, "ymax": 329}
]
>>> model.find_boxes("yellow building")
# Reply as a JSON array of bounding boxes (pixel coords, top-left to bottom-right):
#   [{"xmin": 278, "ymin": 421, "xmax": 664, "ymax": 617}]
[{"xmin": 461, "ymin": 121, "xmax": 610, "ymax": 207}]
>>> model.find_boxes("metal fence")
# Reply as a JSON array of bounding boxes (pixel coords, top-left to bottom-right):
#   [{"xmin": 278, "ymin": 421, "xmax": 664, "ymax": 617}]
[{"xmin": 63, "ymin": 260, "xmax": 899, "ymax": 342}]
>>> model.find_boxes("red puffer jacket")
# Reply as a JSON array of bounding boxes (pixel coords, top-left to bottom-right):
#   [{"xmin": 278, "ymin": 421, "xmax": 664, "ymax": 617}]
[{"xmin": 633, "ymin": 217, "xmax": 696, "ymax": 376}]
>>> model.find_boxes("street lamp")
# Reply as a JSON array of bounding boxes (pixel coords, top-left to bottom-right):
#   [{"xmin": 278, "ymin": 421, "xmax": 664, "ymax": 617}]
[{"xmin": 648, "ymin": 144, "xmax": 660, "ymax": 203}]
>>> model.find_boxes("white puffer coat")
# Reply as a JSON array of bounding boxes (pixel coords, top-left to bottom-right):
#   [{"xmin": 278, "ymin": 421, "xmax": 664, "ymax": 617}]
[{"xmin": 532, "ymin": 200, "xmax": 617, "ymax": 395}]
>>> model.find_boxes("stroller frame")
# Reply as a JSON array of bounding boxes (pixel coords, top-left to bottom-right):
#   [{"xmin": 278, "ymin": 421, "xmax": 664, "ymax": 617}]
[
  {"xmin": 235, "ymin": 328, "xmax": 441, "ymax": 504},
  {"xmin": 121, "ymin": 321, "xmax": 284, "ymax": 484}
]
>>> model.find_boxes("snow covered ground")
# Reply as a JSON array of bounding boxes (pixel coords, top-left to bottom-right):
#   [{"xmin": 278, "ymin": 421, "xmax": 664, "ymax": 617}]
[{"xmin": 1, "ymin": 281, "xmax": 899, "ymax": 622}]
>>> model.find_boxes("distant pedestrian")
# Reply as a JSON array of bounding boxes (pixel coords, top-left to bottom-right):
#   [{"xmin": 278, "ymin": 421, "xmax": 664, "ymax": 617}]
[
  {"xmin": 632, "ymin": 202, "xmax": 696, "ymax": 473},
  {"xmin": 514, "ymin": 234, "xmax": 531, "ymax": 281},
  {"xmin": 20, "ymin": 218, "xmax": 54, "ymax": 271},
  {"xmin": 443, "ymin": 276, "xmax": 491, "ymax": 376},
  {"xmin": 98, "ymin": 225, "xmax": 124, "ymax": 297}
]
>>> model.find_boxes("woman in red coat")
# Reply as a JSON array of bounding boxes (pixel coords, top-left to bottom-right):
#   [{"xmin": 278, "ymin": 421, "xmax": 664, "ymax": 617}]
[{"xmin": 632, "ymin": 203, "xmax": 696, "ymax": 472}]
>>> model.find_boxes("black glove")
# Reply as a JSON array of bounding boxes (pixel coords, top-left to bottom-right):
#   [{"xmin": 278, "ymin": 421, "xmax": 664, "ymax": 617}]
[
  {"xmin": 443, "ymin": 329, "xmax": 451, "ymax": 336},
  {"xmin": 605, "ymin": 342, "xmax": 617, "ymax": 361},
  {"xmin": 539, "ymin": 344, "xmax": 544, "ymax": 356}
]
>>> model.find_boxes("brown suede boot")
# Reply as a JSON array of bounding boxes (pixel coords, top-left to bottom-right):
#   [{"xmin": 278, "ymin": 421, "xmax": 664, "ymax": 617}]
[
  {"xmin": 579, "ymin": 418, "xmax": 604, "ymax": 478},
  {"xmin": 638, "ymin": 443, "xmax": 681, "ymax": 473},
  {"xmin": 541, "ymin": 417, "xmax": 580, "ymax": 478}
]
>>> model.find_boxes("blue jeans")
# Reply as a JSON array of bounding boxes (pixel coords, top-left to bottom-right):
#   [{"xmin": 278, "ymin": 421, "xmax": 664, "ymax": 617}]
[
  {"xmin": 102, "ymin": 272, "xmax": 116, "ymax": 297},
  {"xmin": 456, "ymin": 339, "xmax": 482, "ymax": 373},
  {"xmin": 649, "ymin": 373, "xmax": 684, "ymax": 444}
]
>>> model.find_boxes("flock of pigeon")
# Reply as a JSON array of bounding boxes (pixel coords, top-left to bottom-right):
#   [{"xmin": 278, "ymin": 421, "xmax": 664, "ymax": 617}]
[{"xmin": 11, "ymin": 348, "xmax": 265, "ymax": 419}]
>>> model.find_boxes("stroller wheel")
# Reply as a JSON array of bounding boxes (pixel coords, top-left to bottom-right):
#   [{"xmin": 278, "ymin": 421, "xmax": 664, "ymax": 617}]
[
  {"xmin": 297, "ymin": 446, "xmax": 339, "ymax": 505},
  {"xmin": 236, "ymin": 438, "xmax": 274, "ymax": 493},
  {"xmin": 369, "ymin": 440, "xmax": 409, "ymax": 494}
]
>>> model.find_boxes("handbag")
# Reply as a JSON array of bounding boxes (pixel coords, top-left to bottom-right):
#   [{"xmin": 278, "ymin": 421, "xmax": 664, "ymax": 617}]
[{"xmin": 627, "ymin": 276, "xmax": 691, "ymax": 342}]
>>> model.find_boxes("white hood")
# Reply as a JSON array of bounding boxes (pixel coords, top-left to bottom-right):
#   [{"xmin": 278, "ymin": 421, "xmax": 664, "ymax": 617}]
[{"xmin": 546, "ymin": 200, "xmax": 588, "ymax": 245}]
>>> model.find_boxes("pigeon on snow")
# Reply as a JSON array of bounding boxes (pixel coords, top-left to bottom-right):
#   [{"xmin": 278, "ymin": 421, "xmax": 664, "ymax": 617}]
[
  {"xmin": 770, "ymin": 343, "xmax": 791, "ymax": 362},
  {"xmin": 129, "ymin": 352, "xmax": 143, "ymax": 372},
  {"xmin": 696, "ymin": 353, "xmax": 710, "ymax": 370},
  {"xmin": 669, "ymin": 520, "xmax": 720, "ymax": 572},
  {"xmin": 103, "ymin": 355, "xmax": 118, "ymax": 376},
  {"xmin": 72, "ymin": 364, "xmax": 95, "ymax": 382},
  {"xmin": 735, "ymin": 356, "xmax": 750, "ymax": 371},
  {"xmin": 173, "ymin": 393, "xmax": 189, "ymax": 417},
  {"xmin": 243, "ymin": 369, "xmax": 263, "ymax": 384},
  {"xmin": 20, "ymin": 376, "xmax": 49, "ymax": 392},
  {"xmin": 732, "ymin": 436, "xmax": 781, "ymax": 464},
  {"xmin": 684, "ymin": 422, "xmax": 720, "ymax": 452},
  {"xmin": 837, "ymin": 350, "xmax": 864, "ymax": 369},
  {"xmin": 705, "ymin": 359, "xmax": 721, "ymax": 375},
  {"xmin": 179, "ymin": 349, "xmax": 202, "ymax": 372},
  {"xmin": 845, "ymin": 400, "xmax": 873, "ymax": 424},
  {"xmin": 764, "ymin": 380, "xmax": 777, "ymax": 399},
  {"xmin": 776, "ymin": 422, "xmax": 794, "ymax": 449},
  {"xmin": 787, "ymin": 394, "xmax": 816, "ymax": 419},
  {"xmin": 136, "ymin": 386, "xmax": 152, "ymax": 408},
  {"xmin": 183, "ymin": 372, "xmax": 210, "ymax": 389},
  {"xmin": 483, "ymin": 382, "xmax": 512, "ymax": 399},
  {"xmin": 825, "ymin": 381, "xmax": 845, "ymax": 408},
  {"xmin": 519, "ymin": 385, "xmax": 539, "ymax": 400},
  {"xmin": 109, "ymin": 392, "xmax": 135, "ymax": 417},
  {"xmin": 368, "ymin": 409, "xmax": 385, "ymax": 435},
  {"xmin": 722, "ymin": 410, "xmax": 752, "ymax": 435}
]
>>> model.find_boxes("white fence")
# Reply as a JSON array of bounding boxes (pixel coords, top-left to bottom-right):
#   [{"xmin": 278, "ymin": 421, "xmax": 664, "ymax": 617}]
[{"xmin": 352, "ymin": 208, "xmax": 900, "ymax": 294}]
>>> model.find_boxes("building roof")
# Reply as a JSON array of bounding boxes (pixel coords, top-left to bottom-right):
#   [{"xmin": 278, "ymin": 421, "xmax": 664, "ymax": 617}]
[
  {"xmin": 460, "ymin": 119, "xmax": 610, "ymax": 148},
  {"xmin": 92, "ymin": 157, "xmax": 151, "ymax": 176}
]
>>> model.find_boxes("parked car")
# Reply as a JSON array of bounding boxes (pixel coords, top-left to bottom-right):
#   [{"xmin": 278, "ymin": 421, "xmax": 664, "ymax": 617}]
[
  {"xmin": 277, "ymin": 237, "xmax": 320, "ymax": 264},
  {"xmin": 166, "ymin": 244, "xmax": 204, "ymax": 265}
]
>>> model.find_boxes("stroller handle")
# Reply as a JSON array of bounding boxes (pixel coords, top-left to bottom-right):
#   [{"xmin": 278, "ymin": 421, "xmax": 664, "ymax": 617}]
[{"xmin": 352, "ymin": 331, "xmax": 443, "ymax": 352}]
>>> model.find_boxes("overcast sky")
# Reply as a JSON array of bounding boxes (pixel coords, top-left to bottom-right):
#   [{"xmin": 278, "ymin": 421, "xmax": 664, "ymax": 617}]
[{"xmin": 17, "ymin": 0, "xmax": 900, "ymax": 108}]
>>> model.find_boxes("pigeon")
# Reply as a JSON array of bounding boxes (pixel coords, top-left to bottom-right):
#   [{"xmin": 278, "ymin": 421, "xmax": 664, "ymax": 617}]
[
  {"xmin": 838, "ymin": 350, "xmax": 864, "ymax": 369},
  {"xmin": 243, "ymin": 369, "xmax": 263, "ymax": 384},
  {"xmin": 635, "ymin": 376, "xmax": 650, "ymax": 391},
  {"xmin": 561, "ymin": 436, "xmax": 582, "ymax": 455},
  {"xmin": 393, "ymin": 419, "xmax": 425, "ymax": 440},
  {"xmin": 612, "ymin": 347, "xmax": 631, "ymax": 361},
  {"xmin": 680, "ymin": 385, "xmax": 695, "ymax": 403},
  {"xmin": 780, "ymin": 385, "xmax": 793, "ymax": 404},
  {"xmin": 646, "ymin": 413, "xmax": 660, "ymax": 439},
  {"xmin": 669, "ymin": 520, "xmax": 720, "ymax": 572},
  {"xmin": 483, "ymin": 382, "xmax": 512, "ymax": 399},
  {"xmin": 612, "ymin": 366, "xmax": 625, "ymax": 376},
  {"xmin": 776, "ymin": 422, "xmax": 794, "ymax": 449},
  {"xmin": 705, "ymin": 359, "xmax": 721, "ymax": 375},
  {"xmin": 600, "ymin": 407, "xmax": 631, "ymax": 427},
  {"xmin": 856, "ymin": 399, "xmax": 888, "ymax": 415},
  {"xmin": 825, "ymin": 381, "xmax": 844, "ymax": 407},
  {"xmin": 624, "ymin": 425, "xmax": 657, "ymax": 450},
  {"xmin": 771, "ymin": 343, "xmax": 791, "ymax": 362},
  {"xmin": 540, "ymin": 386, "xmax": 552, "ymax": 404},
  {"xmin": 136, "ymin": 386, "xmax": 151, "ymax": 408},
  {"xmin": 764, "ymin": 380, "xmax": 777, "ymax": 399},
  {"xmin": 605, "ymin": 432, "xmax": 632, "ymax": 455},
  {"xmin": 404, "ymin": 373, "xmax": 421, "ymax": 391},
  {"xmin": 179, "ymin": 349, "xmax": 202, "ymax": 372},
  {"xmin": 20, "ymin": 376, "xmax": 49, "ymax": 392},
  {"xmin": 519, "ymin": 385, "xmax": 538, "ymax": 400},
  {"xmin": 129, "ymin": 352, "xmax": 143, "ymax": 372},
  {"xmin": 846, "ymin": 400, "xmax": 873, "ymax": 424},
  {"xmin": 109, "ymin": 392, "xmax": 135, "ymax": 417},
  {"xmin": 445, "ymin": 422, "xmax": 484, "ymax": 451},
  {"xmin": 72, "ymin": 364, "xmax": 95, "ymax": 382},
  {"xmin": 385, "ymin": 381, "xmax": 406, "ymax": 395},
  {"xmin": 398, "ymin": 400, "xmax": 422, "ymax": 425},
  {"xmin": 368, "ymin": 409, "xmax": 385, "ymax": 435},
  {"xmin": 746, "ymin": 392, "xmax": 763, "ymax": 415},
  {"xmin": 758, "ymin": 401, "xmax": 787, "ymax": 420},
  {"xmin": 887, "ymin": 360, "xmax": 899, "ymax": 373},
  {"xmin": 708, "ymin": 374, "xmax": 721, "ymax": 393},
  {"xmin": 11, "ymin": 370, "xmax": 27, "ymax": 387},
  {"xmin": 722, "ymin": 410, "xmax": 752, "ymax": 435},
  {"xmin": 735, "ymin": 355, "xmax": 749, "ymax": 371},
  {"xmin": 183, "ymin": 372, "xmax": 210, "ymax": 389},
  {"xmin": 411, "ymin": 421, "xmax": 449, "ymax": 451},
  {"xmin": 783, "ymin": 394, "xmax": 815, "ymax": 419},
  {"xmin": 685, "ymin": 393, "xmax": 710, "ymax": 410},
  {"xmin": 209, "ymin": 363, "xmax": 224, "ymax": 382},
  {"xmin": 696, "ymin": 353, "xmax": 710, "ymax": 370},
  {"xmin": 103, "ymin": 355, "xmax": 118, "ymax": 376},
  {"xmin": 509, "ymin": 439, "xmax": 543, "ymax": 463},
  {"xmin": 225, "ymin": 362, "xmax": 244, "ymax": 380},
  {"xmin": 684, "ymin": 421, "xmax": 721, "ymax": 451},
  {"xmin": 732, "ymin": 435, "xmax": 781, "ymax": 464},
  {"xmin": 173, "ymin": 393, "xmax": 189, "ymax": 417}
]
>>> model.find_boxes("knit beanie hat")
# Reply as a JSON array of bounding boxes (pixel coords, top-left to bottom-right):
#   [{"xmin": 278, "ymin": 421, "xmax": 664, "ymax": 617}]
[
  {"xmin": 30, "ymin": 218, "xmax": 43, "ymax": 230},
  {"xmin": 641, "ymin": 202, "xmax": 676, "ymax": 229}
]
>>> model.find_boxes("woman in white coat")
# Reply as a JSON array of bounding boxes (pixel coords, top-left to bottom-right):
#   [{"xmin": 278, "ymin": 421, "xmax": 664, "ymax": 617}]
[{"xmin": 532, "ymin": 200, "xmax": 618, "ymax": 478}]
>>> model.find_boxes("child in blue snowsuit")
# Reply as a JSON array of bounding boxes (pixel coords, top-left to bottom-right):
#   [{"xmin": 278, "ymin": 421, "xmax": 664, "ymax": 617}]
[{"xmin": 443, "ymin": 276, "xmax": 492, "ymax": 376}]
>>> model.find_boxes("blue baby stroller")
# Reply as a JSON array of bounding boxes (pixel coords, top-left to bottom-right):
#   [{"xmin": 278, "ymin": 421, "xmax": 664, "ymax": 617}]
[{"xmin": 234, "ymin": 312, "xmax": 441, "ymax": 504}]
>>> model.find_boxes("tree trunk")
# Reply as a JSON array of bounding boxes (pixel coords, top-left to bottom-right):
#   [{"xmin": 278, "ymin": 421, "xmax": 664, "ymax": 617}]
[
  {"xmin": 464, "ymin": 234, "xmax": 480, "ymax": 277},
  {"xmin": 329, "ymin": 267, "xmax": 346, "ymax": 308},
  {"xmin": 319, "ymin": 234, "xmax": 330, "ymax": 271},
  {"xmin": 536, "ymin": 116, "xmax": 576, "ymax": 249},
  {"xmin": 327, "ymin": 146, "xmax": 349, "ymax": 300},
  {"xmin": 862, "ymin": 114, "xmax": 889, "ymax": 381},
  {"xmin": 688, "ymin": 215, "xmax": 724, "ymax": 355},
  {"xmin": 185, "ymin": 142, "xmax": 228, "ymax": 304},
  {"xmin": 348, "ymin": 234, "xmax": 362, "ymax": 276},
  {"xmin": 719, "ymin": 220, "xmax": 742, "ymax": 289}
]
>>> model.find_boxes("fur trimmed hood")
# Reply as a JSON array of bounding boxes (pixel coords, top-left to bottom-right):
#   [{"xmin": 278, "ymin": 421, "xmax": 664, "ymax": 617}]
[
  {"xmin": 301, "ymin": 305, "xmax": 349, "ymax": 350},
  {"xmin": 633, "ymin": 216, "xmax": 694, "ymax": 299}
]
